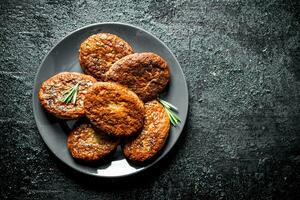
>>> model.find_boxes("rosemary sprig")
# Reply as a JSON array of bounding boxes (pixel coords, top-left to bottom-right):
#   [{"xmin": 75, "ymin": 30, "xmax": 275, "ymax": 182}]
[
  {"xmin": 158, "ymin": 97, "xmax": 181, "ymax": 126},
  {"xmin": 60, "ymin": 82, "xmax": 80, "ymax": 104}
]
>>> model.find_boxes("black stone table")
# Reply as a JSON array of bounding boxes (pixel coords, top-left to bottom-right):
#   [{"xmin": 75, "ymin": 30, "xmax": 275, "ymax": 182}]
[{"xmin": 1, "ymin": 0, "xmax": 299, "ymax": 199}]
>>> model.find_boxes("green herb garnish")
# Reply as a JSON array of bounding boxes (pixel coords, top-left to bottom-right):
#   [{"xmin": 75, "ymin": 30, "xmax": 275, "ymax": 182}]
[
  {"xmin": 158, "ymin": 98, "xmax": 181, "ymax": 126},
  {"xmin": 60, "ymin": 82, "xmax": 80, "ymax": 103}
]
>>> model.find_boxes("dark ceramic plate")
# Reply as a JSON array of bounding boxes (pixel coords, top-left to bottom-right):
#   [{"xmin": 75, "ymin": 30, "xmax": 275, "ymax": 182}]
[{"xmin": 33, "ymin": 22, "xmax": 188, "ymax": 177}]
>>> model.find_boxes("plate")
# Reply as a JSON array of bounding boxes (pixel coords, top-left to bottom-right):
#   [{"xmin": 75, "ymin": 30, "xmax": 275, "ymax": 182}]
[{"xmin": 32, "ymin": 22, "xmax": 188, "ymax": 177}]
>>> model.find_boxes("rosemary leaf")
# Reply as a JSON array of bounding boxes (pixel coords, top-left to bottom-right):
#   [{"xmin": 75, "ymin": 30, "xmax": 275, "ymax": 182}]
[
  {"xmin": 159, "ymin": 98, "xmax": 178, "ymax": 111},
  {"xmin": 66, "ymin": 90, "xmax": 74, "ymax": 103},
  {"xmin": 158, "ymin": 98, "xmax": 181, "ymax": 126},
  {"xmin": 72, "ymin": 83, "xmax": 79, "ymax": 103},
  {"xmin": 61, "ymin": 90, "xmax": 72, "ymax": 102},
  {"xmin": 60, "ymin": 82, "xmax": 80, "ymax": 104},
  {"xmin": 62, "ymin": 87, "xmax": 73, "ymax": 95},
  {"xmin": 166, "ymin": 109, "xmax": 176, "ymax": 125},
  {"xmin": 168, "ymin": 110, "xmax": 178, "ymax": 125},
  {"xmin": 66, "ymin": 88, "xmax": 76, "ymax": 103},
  {"xmin": 169, "ymin": 109, "xmax": 181, "ymax": 122},
  {"xmin": 159, "ymin": 99, "xmax": 171, "ymax": 109}
]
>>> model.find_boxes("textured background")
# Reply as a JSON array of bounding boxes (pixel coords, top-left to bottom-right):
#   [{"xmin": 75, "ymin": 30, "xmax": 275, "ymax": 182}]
[{"xmin": 1, "ymin": 0, "xmax": 300, "ymax": 199}]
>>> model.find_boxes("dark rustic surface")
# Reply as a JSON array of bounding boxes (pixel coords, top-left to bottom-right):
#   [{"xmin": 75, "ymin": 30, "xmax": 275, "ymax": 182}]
[{"xmin": 1, "ymin": 0, "xmax": 300, "ymax": 199}]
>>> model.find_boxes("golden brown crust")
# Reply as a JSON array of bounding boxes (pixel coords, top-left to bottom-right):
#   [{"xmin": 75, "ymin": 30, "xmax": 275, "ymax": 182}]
[
  {"xmin": 84, "ymin": 82, "xmax": 145, "ymax": 137},
  {"xmin": 38, "ymin": 72, "xmax": 97, "ymax": 119},
  {"xmin": 105, "ymin": 52, "xmax": 170, "ymax": 102},
  {"xmin": 123, "ymin": 100, "xmax": 170, "ymax": 162},
  {"xmin": 79, "ymin": 33, "xmax": 133, "ymax": 81},
  {"xmin": 67, "ymin": 122, "xmax": 119, "ymax": 161}
]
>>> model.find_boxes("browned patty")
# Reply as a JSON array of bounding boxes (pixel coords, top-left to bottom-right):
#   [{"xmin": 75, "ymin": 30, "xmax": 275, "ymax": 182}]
[
  {"xmin": 38, "ymin": 72, "xmax": 97, "ymax": 119},
  {"xmin": 84, "ymin": 82, "xmax": 145, "ymax": 137},
  {"xmin": 79, "ymin": 33, "xmax": 133, "ymax": 81},
  {"xmin": 67, "ymin": 122, "xmax": 119, "ymax": 161},
  {"xmin": 123, "ymin": 100, "xmax": 170, "ymax": 162},
  {"xmin": 105, "ymin": 52, "xmax": 170, "ymax": 102}
]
